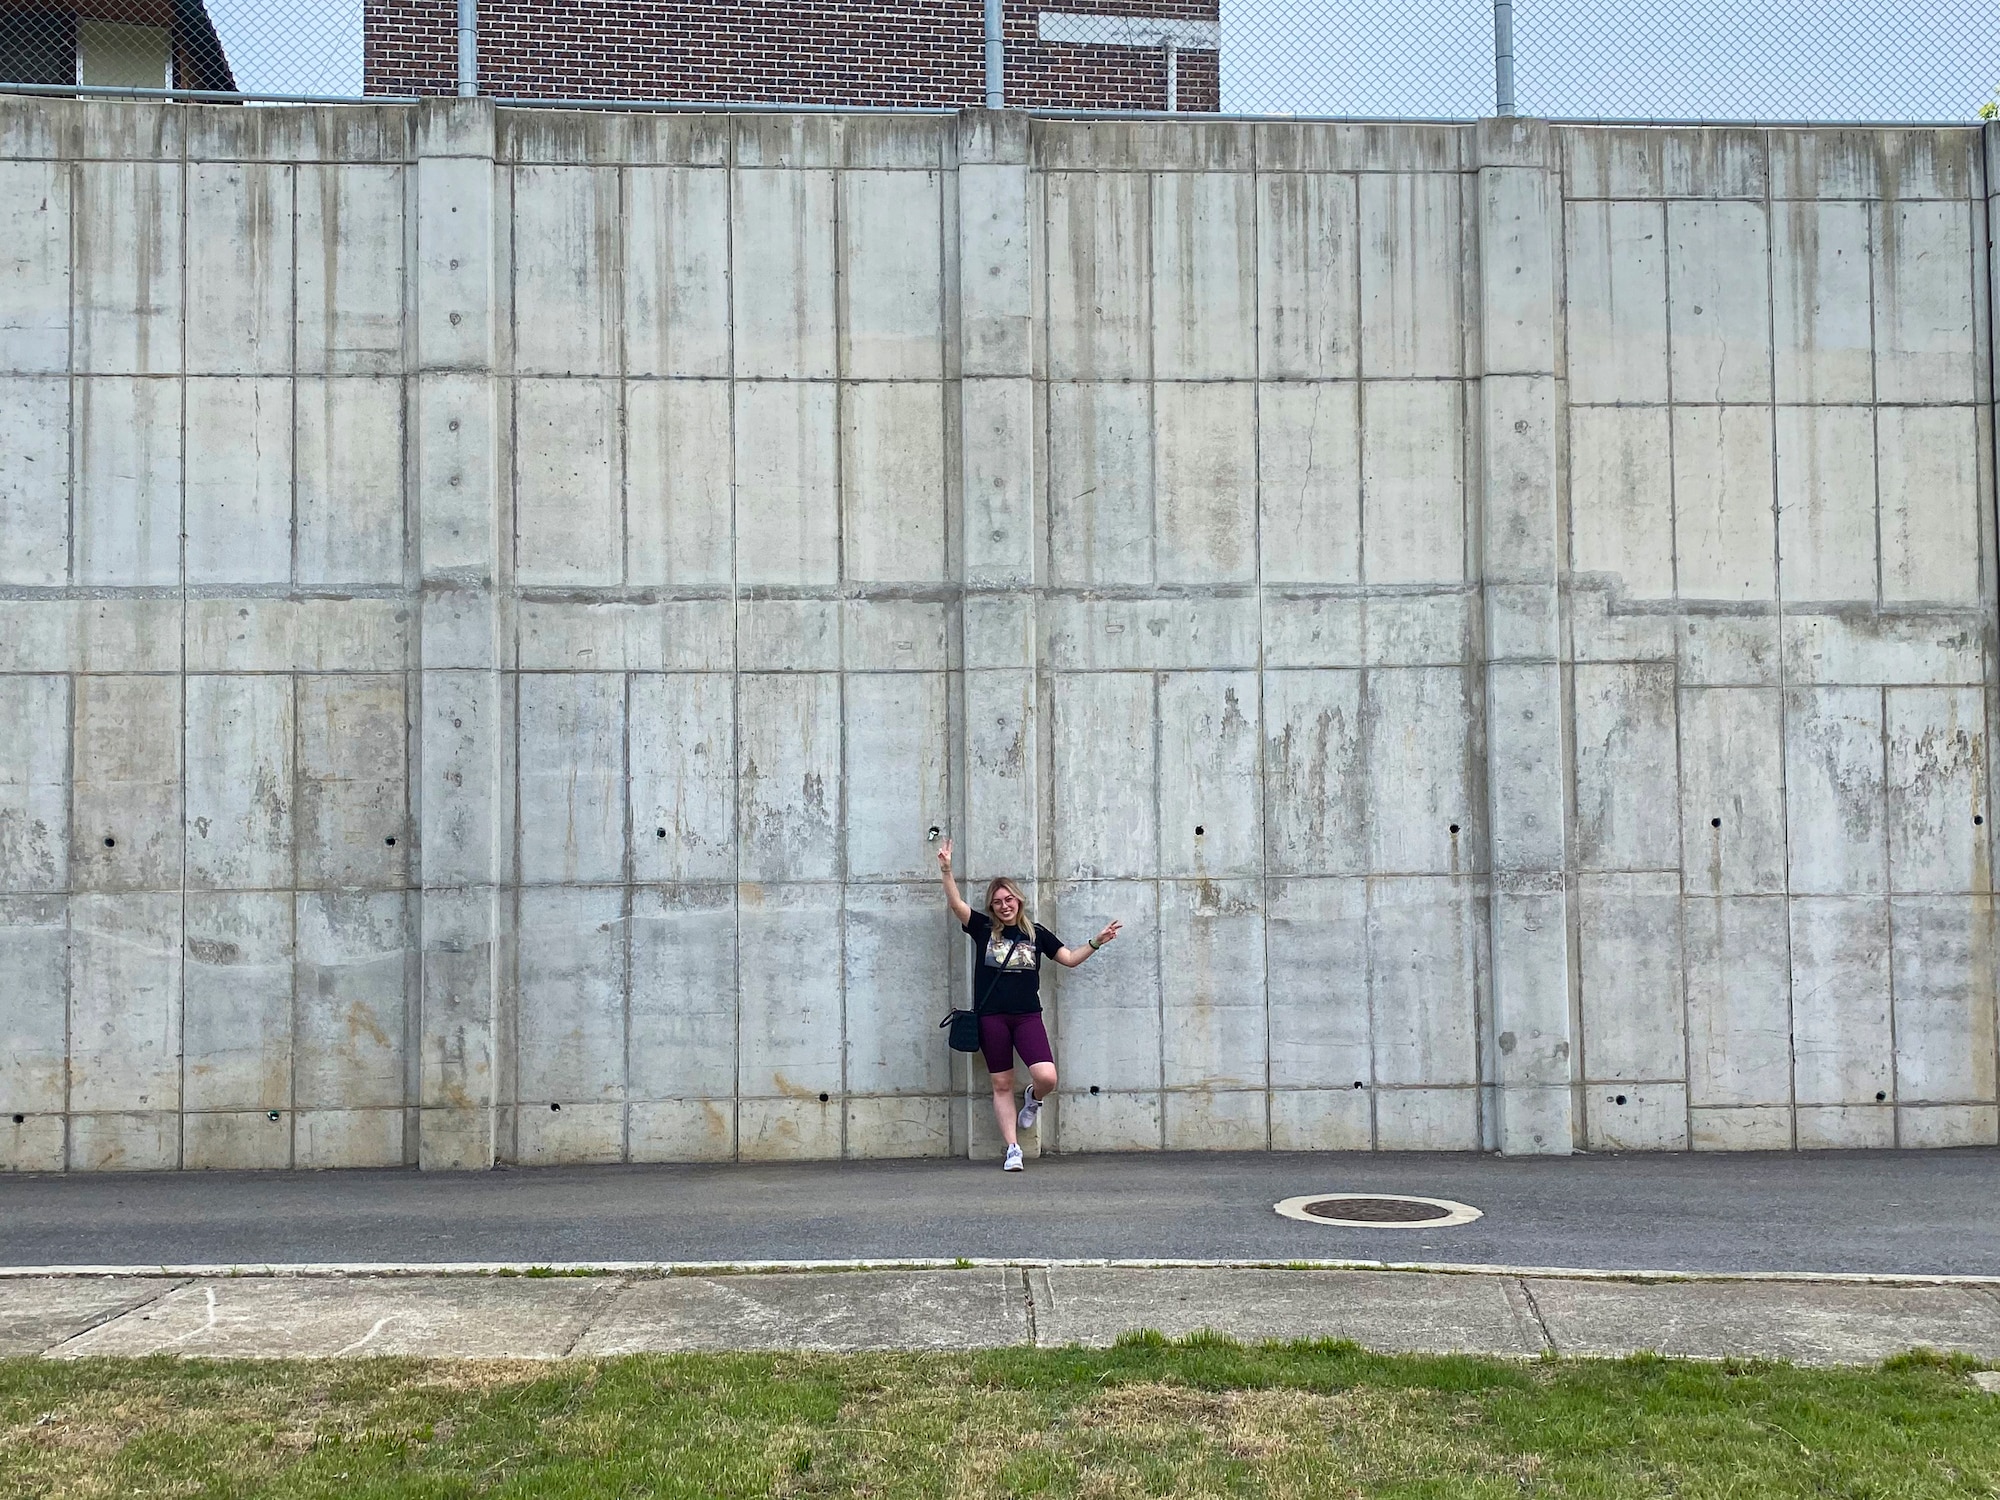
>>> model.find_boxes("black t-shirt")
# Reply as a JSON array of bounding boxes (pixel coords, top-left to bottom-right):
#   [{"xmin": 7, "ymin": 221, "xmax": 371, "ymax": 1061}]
[{"xmin": 964, "ymin": 909, "xmax": 1064, "ymax": 1015}]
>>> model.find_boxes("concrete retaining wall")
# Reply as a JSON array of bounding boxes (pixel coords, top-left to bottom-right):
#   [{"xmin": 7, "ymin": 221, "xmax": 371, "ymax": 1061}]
[{"xmin": 1, "ymin": 99, "xmax": 1996, "ymax": 1169}]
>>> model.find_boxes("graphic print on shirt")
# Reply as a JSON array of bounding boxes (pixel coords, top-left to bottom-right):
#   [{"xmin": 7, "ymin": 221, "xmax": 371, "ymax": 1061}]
[{"xmin": 986, "ymin": 931, "xmax": 1036, "ymax": 970}]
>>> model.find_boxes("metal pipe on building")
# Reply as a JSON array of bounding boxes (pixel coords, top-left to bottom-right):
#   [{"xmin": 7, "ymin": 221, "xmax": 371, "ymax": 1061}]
[
  {"xmin": 458, "ymin": 0, "xmax": 478, "ymax": 97},
  {"xmin": 984, "ymin": 0, "xmax": 1004, "ymax": 107},
  {"xmin": 1493, "ymin": 0, "xmax": 1515, "ymax": 115},
  {"xmin": 1162, "ymin": 38, "xmax": 1178, "ymax": 111}
]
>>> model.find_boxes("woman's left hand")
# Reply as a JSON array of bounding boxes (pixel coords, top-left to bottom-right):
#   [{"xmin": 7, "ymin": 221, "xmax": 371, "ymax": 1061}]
[{"xmin": 1095, "ymin": 920, "xmax": 1122, "ymax": 946}]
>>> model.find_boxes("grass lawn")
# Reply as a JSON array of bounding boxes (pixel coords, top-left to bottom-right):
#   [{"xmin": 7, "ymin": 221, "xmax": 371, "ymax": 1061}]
[{"xmin": 2, "ymin": 1336, "xmax": 1996, "ymax": 1498}]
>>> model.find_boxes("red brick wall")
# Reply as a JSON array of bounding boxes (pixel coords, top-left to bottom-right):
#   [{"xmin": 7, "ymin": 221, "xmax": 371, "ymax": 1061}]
[{"xmin": 362, "ymin": 0, "xmax": 1219, "ymax": 111}]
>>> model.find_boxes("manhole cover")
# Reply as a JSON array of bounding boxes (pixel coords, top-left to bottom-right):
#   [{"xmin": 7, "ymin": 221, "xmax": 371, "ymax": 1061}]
[{"xmin": 1274, "ymin": 1193, "xmax": 1482, "ymax": 1229}]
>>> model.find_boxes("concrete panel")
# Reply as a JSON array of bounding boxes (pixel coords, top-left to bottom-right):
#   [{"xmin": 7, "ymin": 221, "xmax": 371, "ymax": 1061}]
[
  {"xmin": 1898, "ymin": 1103, "xmax": 1999, "ymax": 1148},
  {"xmin": 1769, "ymin": 127, "xmax": 1976, "ymax": 200},
  {"xmin": 1357, "ymin": 172, "xmax": 1462, "ymax": 378},
  {"xmin": 739, "ymin": 599, "xmax": 838, "ymax": 672},
  {"xmin": 1479, "ymin": 163, "xmax": 1556, "ymax": 376},
  {"xmin": 1574, "ymin": 663, "xmax": 1679, "ymax": 871},
  {"xmin": 1796, "ymin": 1103, "xmax": 1895, "ymax": 1148},
  {"xmin": 295, "ymin": 890, "xmax": 409, "ymax": 1111},
  {"xmin": 1563, "ymin": 200, "xmax": 1668, "ymax": 403},
  {"xmin": 186, "ymin": 162, "xmax": 292, "ymax": 375},
  {"xmin": 1164, "ymin": 1089, "xmax": 1267, "ymax": 1151},
  {"xmin": 844, "ymin": 600, "xmax": 947, "ymax": 671},
  {"xmin": 1053, "ymin": 673, "xmax": 1155, "ymax": 880},
  {"xmin": 1266, "ymin": 878, "xmax": 1370, "ymax": 1090},
  {"xmin": 1785, "ymin": 686, "xmax": 1887, "ymax": 896},
  {"xmin": 1877, "ymin": 406, "xmax": 1979, "ymax": 604},
  {"xmin": 1578, "ymin": 872, "xmax": 1685, "ymax": 1083},
  {"xmin": 625, "ymin": 166, "xmax": 731, "ymax": 378},
  {"xmin": 185, "ymin": 599, "xmax": 408, "ymax": 676},
  {"xmin": 629, "ymin": 673, "xmax": 735, "ymax": 885},
  {"xmin": 294, "ymin": 1108, "xmax": 403, "ymax": 1169},
  {"xmin": 1160, "ymin": 879, "xmax": 1266, "ymax": 1090},
  {"xmin": 1045, "ymin": 171, "xmax": 1149, "ymax": 380},
  {"xmin": 1691, "ymin": 1104, "xmax": 1793, "ymax": 1150},
  {"xmin": 74, "ymin": 376, "xmax": 180, "ymax": 586},
  {"xmin": 1270, "ymin": 1088, "xmax": 1372, "ymax": 1149},
  {"xmin": 846, "ymin": 673, "xmax": 948, "ymax": 881},
  {"xmin": 843, "ymin": 381, "xmax": 946, "ymax": 583},
  {"xmin": 186, "ymin": 675, "xmax": 296, "ymax": 891},
  {"xmin": 1258, "ymin": 382, "xmax": 1360, "ymax": 585},
  {"xmin": 0, "ymin": 376, "xmax": 67, "ymax": 585},
  {"xmin": 1886, "ymin": 687, "xmax": 1984, "ymax": 894},
  {"xmin": 1892, "ymin": 896, "xmax": 1997, "ymax": 1104},
  {"xmin": 1154, "ymin": 382, "xmax": 1256, "ymax": 584},
  {"xmin": 1047, "ymin": 381, "xmax": 1153, "ymax": 586},
  {"xmin": 846, "ymin": 1097, "xmax": 951, "ymax": 1158},
  {"xmin": 0, "ymin": 676, "xmax": 67, "ymax": 893},
  {"xmin": 0, "ymin": 160, "xmax": 69, "ymax": 372},
  {"xmin": 1789, "ymin": 897, "xmax": 1893, "ymax": 1106},
  {"xmin": 1684, "ymin": 896, "xmax": 1792, "ymax": 1107},
  {"xmin": 520, "ymin": 600, "xmax": 733, "ymax": 675},
  {"xmin": 1048, "ymin": 597, "xmax": 1260, "ymax": 672},
  {"xmin": 1680, "ymin": 616, "xmax": 1781, "ymax": 687},
  {"xmin": 297, "ymin": 164, "xmax": 404, "ymax": 374},
  {"xmin": 732, "ymin": 168, "xmax": 837, "ymax": 379},
  {"xmin": 844, "ymin": 882, "xmax": 952, "ymax": 1096},
  {"xmin": 185, "ymin": 377, "xmax": 293, "ymax": 586},
  {"xmin": 1364, "ymin": 594, "xmax": 1475, "ymax": 667},
  {"xmin": 1158, "ymin": 672, "xmax": 1260, "ymax": 879},
  {"xmin": 1666, "ymin": 200, "xmax": 1771, "ymax": 402},
  {"xmin": 295, "ymin": 376, "xmax": 404, "ymax": 587},
  {"xmin": 1361, "ymin": 380, "xmax": 1464, "ymax": 585},
  {"xmin": 1369, "ymin": 877, "xmax": 1479, "ymax": 1087},
  {"xmin": 1671, "ymin": 405, "xmax": 1774, "ymax": 601},
  {"xmin": 515, "ymin": 377, "xmax": 619, "ymax": 586},
  {"xmin": 517, "ymin": 885, "xmax": 626, "ymax": 1104},
  {"xmin": 1055, "ymin": 1090, "xmax": 1162, "ymax": 1152},
  {"xmin": 1374, "ymin": 1088, "xmax": 1480, "ymax": 1150},
  {"xmin": 629, "ymin": 883, "xmax": 737, "ymax": 1101},
  {"xmin": 1263, "ymin": 670, "xmax": 1365, "ymax": 876},
  {"xmin": 626, "ymin": 378, "xmax": 731, "ymax": 587},
  {"xmin": 71, "ymin": 675, "xmax": 182, "ymax": 892},
  {"xmin": 630, "ymin": 1099, "xmax": 736, "ymax": 1162},
  {"xmin": 1364, "ymin": 668, "xmax": 1472, "ymax": 876},
  {"xmin": 1783, "ymin": 611, "xmax": 1983, "ymax": 688},
  {"xmin": 511, "ymin": 165, "xmax": 619, "ymax": 376},
  {"xmin": 963, "ymin": 377, "xmax": 1034, "ymax": 586},
  {"xmin": 840, "ymin": 170, "xmax": 943, "ymax": 379},
  {"xmin": 744, "ymin": 1096, "xmax": 844, "ymax": 1168},
  {"xmin": 69, "ymin": 892, "xmax": 181, "ymax": 1115},
  {"xmin": 959, "ymin": 162, "xmax": 1032, "ymax": 376},
  {"xmin": 1052, "ymin": 880, "xmax": 1160, "ymax": 1096},
  {"xmin": 1586, "ymin": 1084, "xmax": 1689, "ymax": 1151},
  {"xmin": 1258, "ymin": 171, "xmax": 1358, "ymax": 379},
  {"xmin": 418, "ymin": 671, "xmax": 498, "ymax": 890},
  {"xmin": 297, "ymin": 675, "xmax": 406, "ymax": 889},
  {"xmin": 735, "ymin": 380, "xmax": 839, "ymax": 587},
  {"xmin": 1569, "ymin": 407, "xmax": 1673, "ymax": 599},
  {"xmin": 737, "ymin": 674, "xmax": 840, "ymax": 883},
  {"xmin": 1872, "ymin": 200, "xmax": 1977, "ymax": 403},
  {"xmin": 967, "ymin": 668, "xmax": 1035, "ymax": 881},
  {"xmin": 1771, "ymin": 201, "xmax": 1873, "ymax": 404},
  {"xmin": 736, "ymin": 895, "xmax": 843, "ymax": 1100},
  {"xmin": 73, "ymin": 161, "xmax": 181, "ymax": 374},
  {"xmin": 1152, "ymin": 171, "xmax": 1255, "ymax": 379},
  {"xmin": 519, "ymin": 673, "xmax": 626, "ymax": 886},
  {"xmin": 0, "ymin": 896, "xmax": 68, "ymax": 1117},
  {"xmin": 187, "ymin": 1111, "xmax": 295, "ymax": 1170},
  {"xmin": 183, "ymin": 891, "xmax": 293, "ymax": 1112},
  {"xmin": 68, "ymin": 1112, "xmax": 177, "ymax": 1172},
  {"xmin": 0, "ymin": 1276, "xmax": 169, "ymax": 1352},
  {"xmin": 1775, "ymin": 406, "xmax": 1876, "ymax": 602}
]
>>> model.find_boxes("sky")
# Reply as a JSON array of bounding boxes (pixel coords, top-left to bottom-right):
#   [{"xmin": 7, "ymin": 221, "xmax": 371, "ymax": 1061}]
[{"xmin": 203, "ymin": 0, "xmax": 2000, "ymax": 121}]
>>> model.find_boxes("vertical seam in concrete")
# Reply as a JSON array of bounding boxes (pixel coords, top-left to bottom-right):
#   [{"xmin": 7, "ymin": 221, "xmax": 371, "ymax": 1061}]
[
  {"xmin": 1662, "ymin": 190, "xmax": 1697, "ymax": 1156},
  {"xmin": 1985, "ymin": 125, "xmax": 2000, "ymax": 1136},
  {"xmin": 833, "ymin": 150, "xmax": 851, "ymax": 1162},
  {"xmin": 726, "ymin": 129, "xmax": 743, "ymax": 1165},
  {"xmin": 176, "ymin": 130, "xmax": 190, "ymax": 1172},
  {"xmin": 1018, "ymin": 1265, "xmax": 1038, "ymax": 1346},
  {"xmin": 621, "ymin": 670, "xmax": 634, "ymax": 1163},
  {"xmin": 400, "ymin": 143, "xmax": 422, "ymax": 1168},
  {"xmin": 61, "ymin": 153, "xmax": 77, "ymax": 1171},
  {"xmin": 1251, "ymin": 135, "xmax": 1273, "ymax": 1150},
  {"xmin": 1866, "ymin": 192, "xmax": 1903, "ymax": 1145},
  {"xmin": 286, "ymin": 157, "xmax": 302, "ymax": 1170},
  {"xmin": 616, "ymin": 161, "xmax": 634, "ymax": 1166},
  {"xmin": 1153, "ymin": 671, "xmax": 1164, "ymax": 1147}
]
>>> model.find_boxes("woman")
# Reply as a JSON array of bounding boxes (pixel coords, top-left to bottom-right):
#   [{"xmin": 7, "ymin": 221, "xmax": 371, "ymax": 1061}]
[{"xmin": 936, "ymin": 839, "xmax": 1121, "ymax": 1171}]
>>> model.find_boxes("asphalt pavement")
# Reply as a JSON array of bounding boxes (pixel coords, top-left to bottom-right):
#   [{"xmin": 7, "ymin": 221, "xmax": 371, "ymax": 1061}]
[{"xmin": 2, "ymin": 1148, "xmax": 1996, "ymax": 1276}]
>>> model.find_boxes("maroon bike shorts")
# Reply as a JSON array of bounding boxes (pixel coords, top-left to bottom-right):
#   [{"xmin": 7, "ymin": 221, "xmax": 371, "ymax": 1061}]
[{"xmin": 978, "ymin": 1012, "xmax": 1054, "ymax": 1075}]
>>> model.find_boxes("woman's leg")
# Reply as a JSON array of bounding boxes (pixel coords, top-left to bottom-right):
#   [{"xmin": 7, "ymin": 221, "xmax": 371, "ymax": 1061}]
[
  {"xmin": 1014, "ymin": 1015, "xmax": 1057, "ymax": 1101},
  {"xmin": 978, "ymin": 1014, "xmax": 1020, "ymax": 1148}
]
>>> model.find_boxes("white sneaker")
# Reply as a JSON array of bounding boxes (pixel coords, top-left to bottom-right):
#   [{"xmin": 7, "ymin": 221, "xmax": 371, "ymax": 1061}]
[
  {"xmin": 1002, "ymin": 1143, "xmax": 1024, "ymax": 1171},
  {"xmin": 1017, "ymin": 1088, "xmax": 1043, "ymax": 1131}
]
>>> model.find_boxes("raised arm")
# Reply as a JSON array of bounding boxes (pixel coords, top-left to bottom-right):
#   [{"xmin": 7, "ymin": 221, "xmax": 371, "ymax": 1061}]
[
  {"xmin": 1054, "ymin": 919, "xmax": 1123, "ymax": 968},
  {"xmin": 937, "ymin": 838, "xmax": 972, "ymax": 924}
]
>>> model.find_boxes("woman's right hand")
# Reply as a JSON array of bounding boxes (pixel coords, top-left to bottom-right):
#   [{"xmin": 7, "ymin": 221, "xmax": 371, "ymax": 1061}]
[{"xmin": 936, "ymin": 837, "xmax": 954, "ymax": 870}]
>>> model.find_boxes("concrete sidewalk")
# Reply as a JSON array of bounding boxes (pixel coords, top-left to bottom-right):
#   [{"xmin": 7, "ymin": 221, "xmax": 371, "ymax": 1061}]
[{"xmin": 8, "ymin": 1265, "xmax": 2000, "ymax": 1367}]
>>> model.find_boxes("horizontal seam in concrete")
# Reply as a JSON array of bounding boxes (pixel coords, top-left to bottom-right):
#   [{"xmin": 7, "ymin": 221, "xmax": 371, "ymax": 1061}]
[{"xmin": 6, "ymin": 1260, "xmax": 2000, "ymax": 1287}]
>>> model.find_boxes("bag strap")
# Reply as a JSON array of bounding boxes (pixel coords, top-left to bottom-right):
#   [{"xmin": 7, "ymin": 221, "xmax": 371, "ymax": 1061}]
[{"xmin": 970, "ymin": 932, "xmax": 1028, "ymax": 1017}]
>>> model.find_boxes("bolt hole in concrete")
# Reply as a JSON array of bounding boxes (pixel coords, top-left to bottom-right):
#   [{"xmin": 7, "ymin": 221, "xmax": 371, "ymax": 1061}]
[
  {"xmin": 1613, "ymin": 1093, "xmax": 1627, "ymax": 1105},
  {"xmin": 550, "ymin": 1102, "xmax": 561, "ymax": 1112},
  {"xmin": 818, "ymin": 1092, "xmax": 830, "ymax": 1103},
  {"xmin": 1089, "ymin": 1085, "xmax": 1101, "ymax": 1094},
  {"xmin": 1195, "ymin": 824, "xmax": 1205, "ymax": 835},
  {"xmin": 1877, "ymin": 1090, "xmax": 1888, "ymax": 1101},
  {"xmin": 103, "ymin": 836, "xmax": 115, "ymax": 848},
  {"xmin": 927, "ymin": 826, "xmax": 941, "ymax": 840},
  {"xmin": 1275, "ymin": 1194, "xmax": 1483, "ymax": 1229},
  {"xmin": 267, "ymin": 1110, "xmax": 280, "ymax": 1122},
  {"xmin": 1978, "ymin": 816, "xmax": 1986, "ymax": 826},
  {"xmin": 1449, "ymin": 823, "xmax": 1460, "ymax": 834},
  {"xmin": 1352, "ymin": 1080, "xmax": 1365, "ymax": 1089},
  {"xmin": 656, "ymin": 827, "xmax": 667, "ymax": 838},
  {"xmin": 1712, "ymin": 817, "xmax": 1722, "ymax": 828},
  {"xmin": 10, "ymin": 1115, "xmax": 21, "ymax": 1125},
  {"xmin": 385, "ymin": 836, "xmax": 396, "ymax": 846}
]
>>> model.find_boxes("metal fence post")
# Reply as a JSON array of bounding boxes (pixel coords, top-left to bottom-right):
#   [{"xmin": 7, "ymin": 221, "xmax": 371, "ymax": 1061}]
[
  {"xmin": 458, "ymin": 0, "xmax": 478, "ymax": 97},
  {"xmin": 1493, "ymin": 0, "xmax": 1515, "ymax": 115},
  {"xmin": 984, "ymin": 0, "xmax": 1004, "ymax": 106}
]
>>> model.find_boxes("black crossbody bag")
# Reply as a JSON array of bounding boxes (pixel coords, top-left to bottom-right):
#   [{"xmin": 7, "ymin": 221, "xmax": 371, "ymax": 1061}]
[{"xmin": 940, "ymin": 934, "xmax": 1025, "ymax": 1052}]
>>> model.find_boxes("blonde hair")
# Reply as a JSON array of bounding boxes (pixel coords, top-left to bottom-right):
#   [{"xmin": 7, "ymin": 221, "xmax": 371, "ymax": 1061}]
[{"xmin": 985, "ymin": 877, "xmax": 1032, "ymax": 933}]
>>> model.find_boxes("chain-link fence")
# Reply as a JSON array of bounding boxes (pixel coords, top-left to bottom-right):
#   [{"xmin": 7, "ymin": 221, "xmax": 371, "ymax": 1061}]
[{"xmin": 0, "ymin": 1, "xmax": 1995, "ymax": 120}]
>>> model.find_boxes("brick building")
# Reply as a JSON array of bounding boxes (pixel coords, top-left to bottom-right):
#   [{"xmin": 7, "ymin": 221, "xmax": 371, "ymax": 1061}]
[{"xmin": 364, "ymin": 0, "xmax": 1219, "ymax": 111}]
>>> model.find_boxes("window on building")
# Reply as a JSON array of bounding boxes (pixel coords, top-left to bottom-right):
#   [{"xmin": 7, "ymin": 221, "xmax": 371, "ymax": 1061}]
[{"xmin": 79, "ymin": 19, "xmax": 171, "ymax": 88}]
